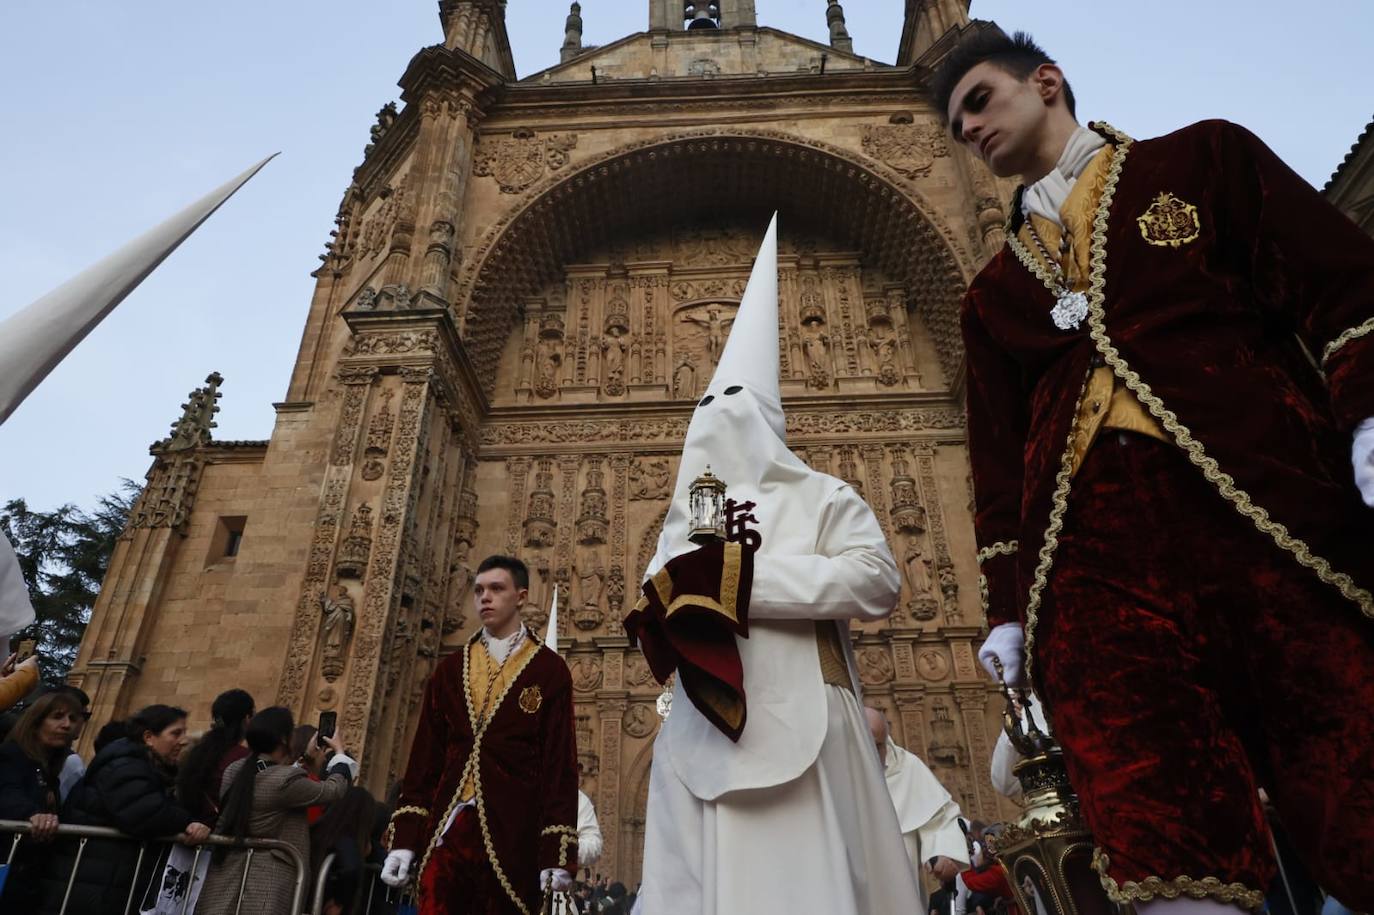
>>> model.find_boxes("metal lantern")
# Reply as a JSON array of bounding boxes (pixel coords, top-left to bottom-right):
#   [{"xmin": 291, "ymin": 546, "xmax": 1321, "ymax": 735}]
[
  {"xmin": 986, "ymin": 662, "xmax": 1125, "ymax": 915},
  {"xmin": 688, "ymin": 465, "xmax": 728, "ymax": 543}
]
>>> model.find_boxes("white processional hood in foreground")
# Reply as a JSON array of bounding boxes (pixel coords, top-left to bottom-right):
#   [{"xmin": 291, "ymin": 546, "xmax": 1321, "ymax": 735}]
[
  {"xmin": 0, "ymin": 154, "xmax": 275, "ymax": 639},
  {"xmin": 646, "ymin": 213, "xmax": 863, "ymax": 799},
  {"xmin": 545, "ymin": 584, "xmax": 560, "ymax": 651}
]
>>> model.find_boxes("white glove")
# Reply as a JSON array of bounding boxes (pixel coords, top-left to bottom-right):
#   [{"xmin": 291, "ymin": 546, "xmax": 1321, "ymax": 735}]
[
  {"xmin": 380, "ymin": 849, "xmax": 415, "ymax": 887},
  {"xmin": 540, "ymin": 867, "xmax": 574, "ymax": 893},
  {"xmin": 978, "ymin": 622, "xmax": 1025, "ymax": 687},
  {"xmin": 1354, "ymin": 417, "xmax": 1374, "ymax": 508},
  {"xmin": 326, "ymin": 752, "xmax": 360, "ymax": 782}
]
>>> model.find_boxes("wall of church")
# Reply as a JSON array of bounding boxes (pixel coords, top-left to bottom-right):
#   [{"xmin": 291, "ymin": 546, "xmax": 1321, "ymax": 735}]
[{"xmin": 543, "ymin": 28, "xmax": 872, "ymax": 85}]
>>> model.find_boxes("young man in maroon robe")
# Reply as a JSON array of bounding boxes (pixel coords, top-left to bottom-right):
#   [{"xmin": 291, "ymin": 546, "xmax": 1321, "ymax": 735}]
[
  {"xmin": 935, "ymin": 29, "xmax": 1374, "ymax": 914},
  {"xmin": 380, "ymin": 555, "xmax": 579, "ymax": 914}
]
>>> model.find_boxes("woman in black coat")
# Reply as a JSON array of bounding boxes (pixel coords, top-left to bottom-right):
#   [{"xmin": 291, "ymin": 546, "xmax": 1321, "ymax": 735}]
[
  {"xmin": 0, "ymin": 690, "xmax": 83, "ymax": 911},
  {"xmin": 41, "ymin": 704, "xmax": 211, "ymax": 914}
]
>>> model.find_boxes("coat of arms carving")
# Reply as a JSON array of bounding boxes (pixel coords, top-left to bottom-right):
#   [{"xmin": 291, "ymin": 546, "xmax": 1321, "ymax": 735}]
[
  {"xmin": 473, "ymin": 128, "xmax": 578, "ymax": 194},
  {"xmin": 861, "ymin": 123, "xmax": 949, "ymax": 179}
]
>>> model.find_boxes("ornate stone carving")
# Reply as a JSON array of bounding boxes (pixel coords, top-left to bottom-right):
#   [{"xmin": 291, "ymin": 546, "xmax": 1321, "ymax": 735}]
[
  {"xmin": 629, "ymin": 458, "xmax": 672, "ymax": 501},
  {"xmin": 858, "ymin": 646, "xmax": 895, "ymax": 685},
  {"xmin": 154, "ymin": 372, "xmax": 222, "ymax": 453},
  {"xmin": 801, "ymin": 319, "xmax": 832, "ymax": 389},
  {"xmin": 535, "ymin": 316, "xmax": 565, "ymax": 399},
  {"xmin": 473, "ymin": 128, "xmax": 578, "ymax": 194},
  {"xmin": 860, "ymin": 123, "xmax": 949, "ymax": 179},
  {"xmin": 916, "ymin": 649, "xmax": 950, "ymax": 682},
  {"xmin": 888, "ymin": 452, "xmax": 926, "ymax": 534},
  {"xmin": 902, "ymin": 534, "xmax": 938, "ymax": 622},
  {"xmin": 524, "ymin": 461, "xmax": 556, "ymax": 547},
  {"xmin": 677, "ymin": 303, "xmax": 736, "ymax": 371},
  {"xmin": 576, "ymin": 458, "xmax": 609, "ymax": 545},
  {"xmin": 569, "ymin": 655, "xmax": 603, "ymax": 692},
  {"xmin": 336, "ymin": 503, "xmax": 375, "ymax": 580},
  {"xmin": 573, "ymin": 544, "xmax": 606, "ymax": 630},
  {"xmin": 356, "ymin": 173, "xmax": 409, "ymax": 261},
  {"xmin": 478, "ymin": 409, "xmax": 963, "ymax": 447},
  {"xmin": 319, "ymin": 585, "xmax": 356, "ymax": 681},
  {"xmin": 344, "ymin": 330, "xmax": 437, "ymax": 357},
  {"xmin": 625, "ymin": 653, "xmax": 654, "ymax": 688},
  {"xmin": 361, "ymin": 388, "xmax": 395, "ymax": 481},
  {"xmin": 622, "ymin": 703, "xmax": 657, "ymax": 738}
]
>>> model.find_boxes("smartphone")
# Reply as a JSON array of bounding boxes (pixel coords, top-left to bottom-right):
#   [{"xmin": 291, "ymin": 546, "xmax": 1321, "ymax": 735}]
[
  {"xmin": 12, "ymin": 638, "xmax": 35, "ymax": 664},
  {"xmin": 317, "ymin": 710, "xmax": 337, "ymax": 747}
]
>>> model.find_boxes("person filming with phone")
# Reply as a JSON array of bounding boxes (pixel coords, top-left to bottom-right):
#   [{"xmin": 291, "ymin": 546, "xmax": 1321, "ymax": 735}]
[{"xmin": 196, "ymin": 706, "xmax": 359, "ymax": 915}]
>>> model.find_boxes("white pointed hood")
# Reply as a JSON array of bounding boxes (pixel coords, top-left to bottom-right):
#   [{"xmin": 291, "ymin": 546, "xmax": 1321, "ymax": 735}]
[
  {"xmin": 0, "ymin": 155, "xmax": 275, "ymax": 426},
  {"xmin": 646, "ymin": 214, "xmax": 860, "ymax": 800},
  {"xmin": 544, "ymin": 584, "xmax": 560, "ymax": 652},
  {"xmin": 649, "ymin": 213, "xmax": 824, "ymax": 581},
  {"xmin": 0, "ymin": 154, "xmax": 273, "ymax": 639}
]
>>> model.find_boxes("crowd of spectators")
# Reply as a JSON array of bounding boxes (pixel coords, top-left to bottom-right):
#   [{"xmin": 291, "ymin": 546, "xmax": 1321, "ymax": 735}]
[{"xmin": 0, "ymin": 675, "xmax": 396, "ymax": 915}]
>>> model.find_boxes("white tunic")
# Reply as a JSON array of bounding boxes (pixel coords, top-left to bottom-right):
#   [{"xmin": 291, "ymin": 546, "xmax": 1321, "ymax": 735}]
[
  {"xmin": 883, "ymin": 739, "xmax": 969, "ymax": 910},
  {"xmin": 638, "ymin": 486, "xmax": 921, "ymax": 914}
]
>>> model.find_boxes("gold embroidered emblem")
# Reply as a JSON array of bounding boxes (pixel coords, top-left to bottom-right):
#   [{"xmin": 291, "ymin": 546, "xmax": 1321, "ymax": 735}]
[
  {"xmin": 518, "ymin": 686, "xmax": 542, "ymax": 714},
  {"xmin": 1137, "ymin": 192, "xmax": 1200, "ymax": 247}
]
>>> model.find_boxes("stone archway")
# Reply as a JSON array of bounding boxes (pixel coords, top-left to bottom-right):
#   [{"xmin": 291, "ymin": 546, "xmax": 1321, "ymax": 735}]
[{"xmin": 454, "ymin": 129, "xmax": 973, "ymax": 397}]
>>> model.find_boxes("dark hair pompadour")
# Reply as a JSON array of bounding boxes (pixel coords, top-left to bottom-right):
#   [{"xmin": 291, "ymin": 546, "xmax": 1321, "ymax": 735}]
[
  {"xmin": 476, "ymin": 554, "xmax": 530, "ymax": 590},
  {"xmin": 931, "ymin": 29, "xmax": 1076, "ymax": 123}
]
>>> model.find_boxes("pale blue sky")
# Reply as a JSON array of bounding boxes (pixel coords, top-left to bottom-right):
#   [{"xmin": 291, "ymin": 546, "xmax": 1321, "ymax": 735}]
[{"xmin": 2, "ymin": 1, "xmax": 1370, "ymax": 512}]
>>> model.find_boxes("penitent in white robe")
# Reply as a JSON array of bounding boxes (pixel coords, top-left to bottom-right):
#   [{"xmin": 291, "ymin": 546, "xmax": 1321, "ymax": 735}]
[
  {"xmin": 884, "ymin": 739, "xmax": 969, "ymax": 911},
  {"xmin": 637, "ymin": 490, "xmax": 922, "ymax": 915}
]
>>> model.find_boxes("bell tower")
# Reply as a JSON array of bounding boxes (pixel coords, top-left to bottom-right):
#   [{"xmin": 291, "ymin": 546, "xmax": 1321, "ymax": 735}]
[{"xmin": 649, "ymin": 0, "xmax": 756, "ymax": 30}]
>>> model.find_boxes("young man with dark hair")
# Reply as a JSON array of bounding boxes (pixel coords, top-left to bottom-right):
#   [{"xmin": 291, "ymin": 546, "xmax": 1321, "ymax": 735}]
[
  {"xmin": 382, "ymin": 554, "xmax": 579, "ymax": 914},
  {"xmin": 940, "ymin": 28, "xmax": 1374, "ymax": 914}
]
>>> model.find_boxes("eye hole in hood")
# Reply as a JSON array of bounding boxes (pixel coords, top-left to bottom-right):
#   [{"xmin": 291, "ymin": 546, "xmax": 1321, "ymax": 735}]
[
  {"xmin": 698, "ymin": 395, "xmax": 715, "ymax": 407},
  {"xmin": 723, "ymin": 385, "xmax": 743, "ymax": 395}
]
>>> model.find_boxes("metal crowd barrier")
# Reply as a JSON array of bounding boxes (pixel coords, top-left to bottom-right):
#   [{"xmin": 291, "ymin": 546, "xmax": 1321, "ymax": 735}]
[
  {"xmin": 0, "ymin": 819, "xmax": 310, "ymax": 915},
  {"xmin": 311, "ymin": 854, "xmax": 410, "ymax": 915}
]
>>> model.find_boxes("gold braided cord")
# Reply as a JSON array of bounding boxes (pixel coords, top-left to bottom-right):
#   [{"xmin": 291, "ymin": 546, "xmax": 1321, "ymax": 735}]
[
  {"xmin": 1321, "ymin": 316, "xmax": 1374, "ymax": 368},
  {"xmin": 541, "ymin": 825, "xmax": 577, "ymax": 836},
  {"xmin": 976, "ymin": 541, "xmax": 1019, "ymax": 620},
  {"xmin": 414, "ymin": 634, "xmax": 544, "ymax": 914},
  {"xmin": 1081, "ymin": 123, "xmax": 1373, "ymax": 618},
  {"xmin": 557, "ymin": 832, "xmax": 576, "ymax": 869},
  {"xmin": 1020, "ymin": 132, "xmax": 1134, "ymax": 685},
  {"xmin": 976, "ymin": 541, "xmax": 1019, "ymax": 564},
  {"xmin": 1092, "ymin": 849, "xmax": 1265, "ymax": 911}
]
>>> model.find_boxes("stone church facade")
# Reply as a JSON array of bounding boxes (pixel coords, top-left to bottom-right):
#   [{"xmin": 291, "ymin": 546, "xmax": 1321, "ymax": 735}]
[{"xmin": 71, "ymin": 0, "xmax": 1020, "ymax": 885}]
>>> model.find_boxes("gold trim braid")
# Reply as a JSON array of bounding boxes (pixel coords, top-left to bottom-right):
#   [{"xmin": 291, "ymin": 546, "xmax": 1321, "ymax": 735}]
[
  {"xmin": 976, "ymin": 541, "xmax": 1019, "ymax": 620},
  {"xmin": 1321, "ymin": 316, "xmax": 1374, "ymax": 368},
  {"xmin": 976, "ymin": 541, "xmax": 1019, "ymax": 564},
  {"xmin": 1092, "ymin": 848, "xmax": 1265, "ymax": 911}
]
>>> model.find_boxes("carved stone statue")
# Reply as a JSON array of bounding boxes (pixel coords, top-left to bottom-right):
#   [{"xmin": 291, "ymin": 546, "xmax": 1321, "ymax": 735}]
[
  {"xmin": 535, "ymin": 336, "xmax": 563, "ymax": 399},
  {"xmin": 320, "ymin": 586, "xmax": 356, "ymax": 681},
  {"xmin": 673, "ymin": 354, "xmax": 697, "ymax": 400},
  {"xmin": 601, "ymin": 328, "xmax": 629, "ymax": 396},
  {"xmin": 680, "ymin": 304, "xmax": 734, "ymax": 368},
  {"xmin": 802, "ymin": 321, "xmax": 831, "ymax": 387},
  {"xmin": 868, "ymin": 323, "xmax": 901, "ymax": 386},
  {"xmin": 901, "ymin": 536, "xmax": 933, "ymax": 596}
]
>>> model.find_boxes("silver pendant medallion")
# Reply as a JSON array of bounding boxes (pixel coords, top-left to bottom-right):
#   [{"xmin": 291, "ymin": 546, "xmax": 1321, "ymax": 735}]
[{"xmin": 1051, "ymin": 291, "xmax": 1089, "ymax": 331}]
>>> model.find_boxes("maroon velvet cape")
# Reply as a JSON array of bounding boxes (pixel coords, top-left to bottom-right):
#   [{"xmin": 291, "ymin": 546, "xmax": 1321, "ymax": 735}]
[
  {"xmin": 623, "ymin": 540, "xmax": 755, "ymax": 741},
  {"xmin": 965, "ymin": 120, "xmax": 1374, "ymax": 641},
  {"xmin": 389, "ymin": 631, "xmax": 579, "ymax": 914}
]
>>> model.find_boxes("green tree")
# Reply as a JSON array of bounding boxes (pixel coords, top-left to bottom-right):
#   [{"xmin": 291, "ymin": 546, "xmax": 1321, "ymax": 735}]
[{"xmin": 0, "ymin": 481, "xmax": 140, "ymax": 685}]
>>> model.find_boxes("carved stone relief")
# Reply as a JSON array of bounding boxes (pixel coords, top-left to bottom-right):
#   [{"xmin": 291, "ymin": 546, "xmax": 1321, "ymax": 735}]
[{"xmin": 473, "ymin": 128, "xmax": 578, "ymax": 194}]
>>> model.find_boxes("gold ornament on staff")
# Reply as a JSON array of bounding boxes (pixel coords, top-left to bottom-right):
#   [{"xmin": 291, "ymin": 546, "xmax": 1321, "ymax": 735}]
[{"xmin": 984, "ymin": 658, "xmax": 1124, "ymax": 915}]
